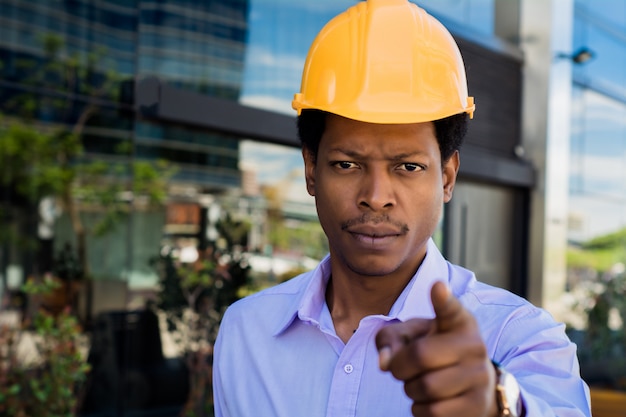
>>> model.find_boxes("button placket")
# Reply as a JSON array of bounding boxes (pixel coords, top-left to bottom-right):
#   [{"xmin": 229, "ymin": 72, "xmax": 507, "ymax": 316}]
[{"xmin": 325, "ymin": 328, "xmax": 371, "ymax": 417}]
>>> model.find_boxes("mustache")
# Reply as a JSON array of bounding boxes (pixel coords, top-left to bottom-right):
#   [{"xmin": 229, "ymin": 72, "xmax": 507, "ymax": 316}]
[{"xmin": 340, "ymin": 214, "xmax": 409, "ymax": 233}]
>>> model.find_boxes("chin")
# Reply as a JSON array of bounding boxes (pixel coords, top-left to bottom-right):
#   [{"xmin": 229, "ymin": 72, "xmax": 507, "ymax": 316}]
[{"xmin": 345, "ymin": 255, "xmax": 404, "ymax": 277}]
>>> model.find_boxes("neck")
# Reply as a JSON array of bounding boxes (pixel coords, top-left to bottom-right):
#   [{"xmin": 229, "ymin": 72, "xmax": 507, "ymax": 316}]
[{"xmin": 325, "ymin": 270, "xmax": 413, "ymax": 343}]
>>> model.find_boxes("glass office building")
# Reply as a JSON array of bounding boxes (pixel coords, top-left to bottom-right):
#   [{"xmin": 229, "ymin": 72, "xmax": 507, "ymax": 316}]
[
  {"xmin": 0, "ymin": 0, "xmax": 624, "ymax": 414},
  {"xmin": 569, "ymin": 1, "xmax": 626, "ymax": 244}
]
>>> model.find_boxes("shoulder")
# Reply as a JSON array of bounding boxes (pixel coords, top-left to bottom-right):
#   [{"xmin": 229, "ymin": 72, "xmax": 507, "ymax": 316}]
[
  {"xmin": 447, "ymin": 262, "xmax": 536, "ymax": 316},
  {"xmin": 449, "ymin": 266, "xmax": 573, "ymax": 362},
  {"xmin": 447, "ymin": 262, "xmax": 565, "ymax": 334},
  {"xmin": 457, "ymin": 275, "xmax": 554, "ymax": 331},
  {"xmin": 465, "ymin": 281, "xmax": 554, "ymax": 328}
]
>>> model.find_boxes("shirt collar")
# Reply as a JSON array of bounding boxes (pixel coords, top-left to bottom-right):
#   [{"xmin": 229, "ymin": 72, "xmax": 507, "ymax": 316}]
[
  {"xmin": 273, "ymin": 238, "xmax": 451, "ymax": 336},
  {"xmin": 395, "ymin": 238, "xmax": 450, "ymax": 321},
  {"xmin": 272, "ymin": 254, "xmax": 332, "ymax": 336}
]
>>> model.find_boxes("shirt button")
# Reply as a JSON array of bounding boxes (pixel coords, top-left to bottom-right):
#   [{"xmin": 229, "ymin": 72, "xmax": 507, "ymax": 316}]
[{"xmin": 344, "ymin": 364, "xmax": 354, "ymax": 374}]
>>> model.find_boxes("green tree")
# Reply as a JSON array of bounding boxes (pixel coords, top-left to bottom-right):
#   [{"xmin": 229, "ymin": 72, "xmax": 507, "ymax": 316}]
[{"xmin": 153, "ymin": 214, "xmax": 252, "ymax": 417}]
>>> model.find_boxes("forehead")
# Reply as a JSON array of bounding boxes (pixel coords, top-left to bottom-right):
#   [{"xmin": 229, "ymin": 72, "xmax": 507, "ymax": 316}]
[{"xmin": 321, "ymin": 114, "xmax": 438, "ymax": 155}]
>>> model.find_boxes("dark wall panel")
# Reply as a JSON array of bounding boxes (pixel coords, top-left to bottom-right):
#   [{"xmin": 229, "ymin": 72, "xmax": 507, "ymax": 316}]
[{"xmin": 458, "ymin": 38, "xmax": 523, "ymax": 159}]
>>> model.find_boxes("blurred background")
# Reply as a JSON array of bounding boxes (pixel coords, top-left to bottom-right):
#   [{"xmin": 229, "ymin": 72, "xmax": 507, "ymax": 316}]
[{"xmin": 0, "ymin": 0, "xmax": 624, "ymax": 416}]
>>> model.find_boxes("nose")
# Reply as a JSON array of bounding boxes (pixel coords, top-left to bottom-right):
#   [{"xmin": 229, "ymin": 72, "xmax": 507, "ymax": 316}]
[{"xmin": 358, "ymin": 169, "xmax": 396, "ymax": 211}]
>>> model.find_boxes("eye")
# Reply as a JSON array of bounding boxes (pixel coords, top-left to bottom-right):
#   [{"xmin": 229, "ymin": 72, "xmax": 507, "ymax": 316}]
[
  {"xmin": 333, "ymin": 161, "xmax": 359, "ymax": 169},
  {"xmin": 398, "ymin": 163, "xmax": 424, "ymax": 172}
]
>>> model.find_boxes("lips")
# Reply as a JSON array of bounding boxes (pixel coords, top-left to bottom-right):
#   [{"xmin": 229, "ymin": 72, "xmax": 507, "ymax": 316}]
[
  {"xmin": 344, "ymin": 224, "xmax": 407, "ymax": 249},
  {"xmin": 345, "ymin": 225, "xmax": 404, "ymax": 237}
]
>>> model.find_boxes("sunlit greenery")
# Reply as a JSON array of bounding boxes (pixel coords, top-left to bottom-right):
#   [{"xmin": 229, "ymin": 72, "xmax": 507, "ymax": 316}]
[
  {"xmin": 567, "ymin": 227, "xmax": 626, "ymax": 272},
  {"xmin": 267, "ymin": 218, "xmax": 328, "ymax": 261}
]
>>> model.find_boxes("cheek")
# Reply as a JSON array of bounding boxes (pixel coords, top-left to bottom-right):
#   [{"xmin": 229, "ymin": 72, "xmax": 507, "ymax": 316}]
[
  {"xmin": 314, "ymin": 195, "xmax": 341, "ymax": 245},
  {"xmin": 315, "ymin": 181, "xmax": 346, "ymax": 217},
  {"xmin": 405, "ymin": 184, "xmax": 445, "ymax": 228}
]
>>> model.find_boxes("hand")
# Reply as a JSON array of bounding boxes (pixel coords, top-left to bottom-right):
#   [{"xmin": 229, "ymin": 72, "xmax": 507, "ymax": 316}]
[{"xmin": 375, "ymin": 281, "xmax": 499, "ymax": 417}]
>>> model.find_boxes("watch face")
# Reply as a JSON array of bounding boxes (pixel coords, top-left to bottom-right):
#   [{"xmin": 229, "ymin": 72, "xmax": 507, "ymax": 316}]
[
  {"xmin": 503, "ymin": 372, "xmax": 521, "ymax": 417},
  {"xmin": 504, "ymin": 372, "xmax": 520, "ymax": 400}
]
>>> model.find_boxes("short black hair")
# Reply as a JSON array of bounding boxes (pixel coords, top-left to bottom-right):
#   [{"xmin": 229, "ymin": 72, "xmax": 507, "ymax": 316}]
[
  {"xmin": 297, "ymin": 110, "xmax": 468, "ymax": 165},
  {"xmin": 433, "ymin": 112, "xmax": 469, "ymax": 163}
]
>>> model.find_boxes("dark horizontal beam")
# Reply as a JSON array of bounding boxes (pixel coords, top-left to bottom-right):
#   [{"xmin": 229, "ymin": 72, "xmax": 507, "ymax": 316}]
[
  {"xmin": 135, "ymin": 76, "xmax": 299, "ymax": 147},
  {"xmin": 459, "ymin": 145, "xmax": 535, "ymax": 187}
]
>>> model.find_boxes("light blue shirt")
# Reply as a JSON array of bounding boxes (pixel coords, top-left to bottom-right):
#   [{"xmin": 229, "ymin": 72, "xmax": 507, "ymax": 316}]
[{"xmin": 213, "ymin": 239, "xmax": 591, "ymax": 417}]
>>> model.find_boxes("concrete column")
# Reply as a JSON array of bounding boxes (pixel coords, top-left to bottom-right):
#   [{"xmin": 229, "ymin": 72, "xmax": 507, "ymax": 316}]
[{"xmin": 516, "ymin": 0, "xmax": 575, "ymax": 318}]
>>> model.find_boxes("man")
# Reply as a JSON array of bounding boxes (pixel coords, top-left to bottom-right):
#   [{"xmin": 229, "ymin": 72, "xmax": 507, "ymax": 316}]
[{"xmin": 213, "ymin": 1, "xmax": 591, "ymax": 416}]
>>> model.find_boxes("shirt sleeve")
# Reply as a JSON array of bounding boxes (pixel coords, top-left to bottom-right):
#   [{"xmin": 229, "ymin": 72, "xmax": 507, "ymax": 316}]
[
  {"xmin": 212, "ymin": 320, "xmax": 230, "ymax": 417},
  {"xmin": 493, "ymin": 306, "xmax": 592, "ymax": 417}
]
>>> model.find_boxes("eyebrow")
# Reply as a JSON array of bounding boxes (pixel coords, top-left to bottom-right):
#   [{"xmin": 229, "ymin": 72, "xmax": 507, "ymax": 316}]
[{"xmin": 327, "ymin": 147, "xmax": 427, "ymax": 161}]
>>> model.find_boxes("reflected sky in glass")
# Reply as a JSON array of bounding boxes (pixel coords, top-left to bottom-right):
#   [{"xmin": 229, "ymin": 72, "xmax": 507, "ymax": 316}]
[
  {"xmin": 569, "ymin": 89, "xmax": 626, "ymax": 240},
  {"xmin": 240, "ymin": 0, "xmax": 354, "ymax": 114},
  {"xmin": 569, "ymin": 1, "xmax": 626, "ymax": 241},
  {"xmin": 238, "ymin": 1, "xmax": 354, "ymax": 204}
]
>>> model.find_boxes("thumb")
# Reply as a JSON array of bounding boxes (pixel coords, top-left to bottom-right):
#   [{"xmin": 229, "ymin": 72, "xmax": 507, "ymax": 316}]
[{"xmin": 431, "ymin": 281, "xmax": 465, "ymax": 333}]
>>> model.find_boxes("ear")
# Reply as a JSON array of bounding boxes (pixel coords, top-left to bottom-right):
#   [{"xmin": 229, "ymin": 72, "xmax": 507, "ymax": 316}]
[
  {"xmin": 442, "ymin": 151, "xmax": 460, "ymax": 203},
  {"xmin": 302, "ymin": 148, "xmax": 316, "ymax": 196}
]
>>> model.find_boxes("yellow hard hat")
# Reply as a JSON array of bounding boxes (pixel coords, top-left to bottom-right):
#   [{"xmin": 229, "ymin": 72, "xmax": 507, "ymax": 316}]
[{"xmin": 292, "ymin": 0, "xmax": 475, "ymax": 124}]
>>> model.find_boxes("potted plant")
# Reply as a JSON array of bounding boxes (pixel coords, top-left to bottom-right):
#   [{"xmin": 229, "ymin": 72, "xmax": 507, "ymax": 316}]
[
  {"xmin": 565, "ymin": 228, "xmax": 626, "ymax": 416},
  {"xmin": 0, "ymin": 277, "xmax": 90, "ymax": 417},
  {"xmin": 567, "ymin": 266, "xmax": 624, "ymax": 382}
]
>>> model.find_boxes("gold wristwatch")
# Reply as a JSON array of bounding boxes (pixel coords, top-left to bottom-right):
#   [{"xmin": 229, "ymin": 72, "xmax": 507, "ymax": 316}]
[{"xmin": 494, "ymin": 362, "xmax": 523, "ymax": 417}]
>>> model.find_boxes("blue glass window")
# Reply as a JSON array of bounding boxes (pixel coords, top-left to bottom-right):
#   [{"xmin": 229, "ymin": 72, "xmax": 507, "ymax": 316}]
[
  {"xmin": 568, "ymin": 86, "xmax": 626, "ymax": 241},
  {"xmin": 574, "ymin": 2, "xmax": 626, "ymax": 100},
  {"xmin": 417, "ymin": 0, "xmax": 495, "ymax": 35}
]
